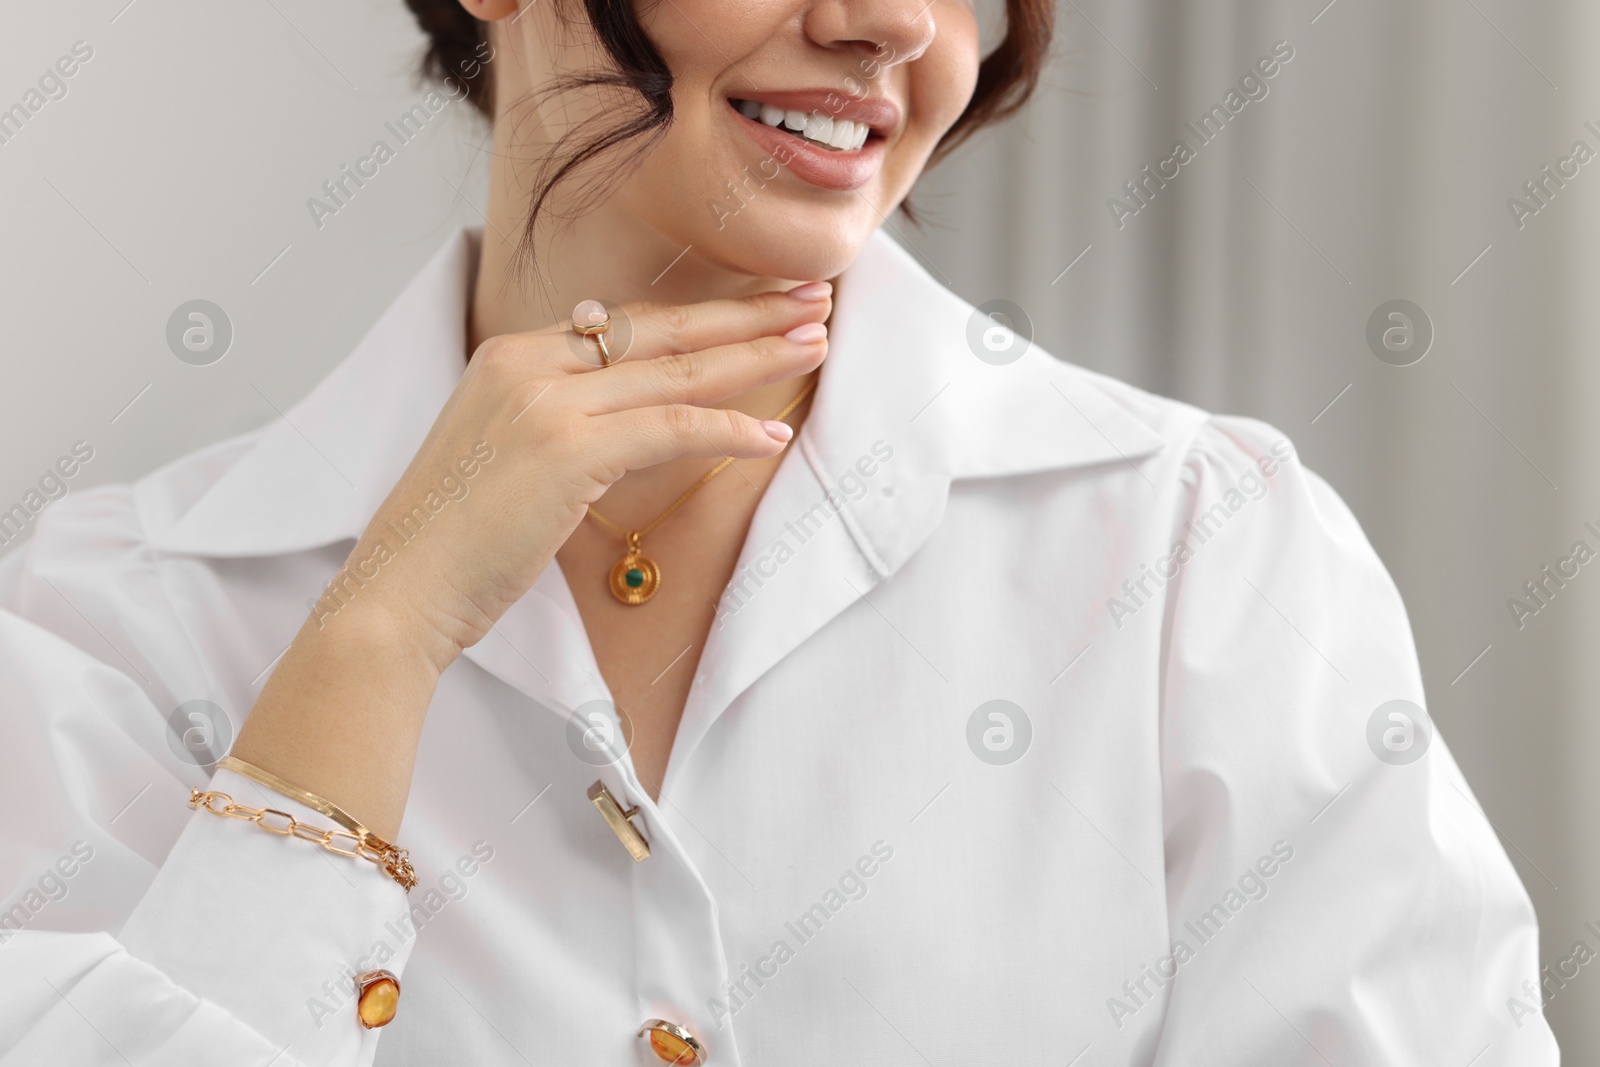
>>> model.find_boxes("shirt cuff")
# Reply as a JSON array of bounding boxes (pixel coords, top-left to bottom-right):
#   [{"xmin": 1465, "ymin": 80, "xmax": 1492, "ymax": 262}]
[{"xmin": 116, "ymin": 766, "xmax": 419, "ymax": 1063}]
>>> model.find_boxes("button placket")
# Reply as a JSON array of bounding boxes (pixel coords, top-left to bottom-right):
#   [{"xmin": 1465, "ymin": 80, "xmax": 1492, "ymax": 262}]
[
  {"xmin": 626, "ymin": 795, "xmax": 743, "ymax": 1067},
  {"xmin": 490, "ymin": 563, "xmax": 739, "ymax": 1064},
  {"xmin": 452, "ymin": 552, "xmax": 735, "ymax": 1060},
  {"xmin": 568, "ymin": 743, "xmax": 736, "ymax": 1064}
]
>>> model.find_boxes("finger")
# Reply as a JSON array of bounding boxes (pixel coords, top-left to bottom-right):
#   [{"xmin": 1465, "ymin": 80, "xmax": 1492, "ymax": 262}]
[
  {"xmin": 547, "ymin": 284, "xmax": 832, "ymax": 369},
  {"xmin": 619, "ymin": 283, "xmax": 833, "ymax": 361},
  {"xmin": 570, "ymin": 324, "xmax": 828, "ymax": 414},
  {"xmin": 585, "ymin": 403, "xmax": 795, "ymax": 475}
]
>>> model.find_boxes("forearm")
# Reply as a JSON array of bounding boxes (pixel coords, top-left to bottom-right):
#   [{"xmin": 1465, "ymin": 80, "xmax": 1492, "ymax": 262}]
[{"xmin": 229, "ymin": 586, "xmax": 449, "ymax": 843}]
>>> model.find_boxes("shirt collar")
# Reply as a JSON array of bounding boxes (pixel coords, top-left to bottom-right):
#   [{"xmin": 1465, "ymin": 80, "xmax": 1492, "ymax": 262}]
[{"xmin": 146, "ymin": 226, "xmax": 1167, "ymax": 561}]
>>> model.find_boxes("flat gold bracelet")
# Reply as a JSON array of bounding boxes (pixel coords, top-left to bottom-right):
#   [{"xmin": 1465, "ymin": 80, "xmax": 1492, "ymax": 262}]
[{"xmin": 192, "ymin": 756, "xmax": 418, "ymax": 891}]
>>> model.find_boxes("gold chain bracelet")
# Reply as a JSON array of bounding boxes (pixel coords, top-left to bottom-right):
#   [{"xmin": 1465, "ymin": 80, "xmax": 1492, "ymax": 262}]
[{"xmin": 188, "ymin": 788, "xmax": 417, "ymax": 892}]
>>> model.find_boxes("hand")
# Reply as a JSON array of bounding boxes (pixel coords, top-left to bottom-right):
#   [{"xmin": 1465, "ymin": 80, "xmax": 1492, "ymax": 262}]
[
  {"xmin": 328, "ymin": 284, "xmax": 832, "ymax": 673},
  {"xmin": 235, "ymin": 286, "xmax": 828, "ymax": 838}
]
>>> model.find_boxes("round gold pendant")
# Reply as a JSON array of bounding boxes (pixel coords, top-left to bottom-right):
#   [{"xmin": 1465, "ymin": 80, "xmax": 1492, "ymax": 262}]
[{"xmin": 609, "ymin": 551, "xmax": 661, "ymax": 605}]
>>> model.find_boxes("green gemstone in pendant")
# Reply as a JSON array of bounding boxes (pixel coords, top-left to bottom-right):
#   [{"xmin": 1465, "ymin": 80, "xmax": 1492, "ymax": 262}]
[{"xmin": 610, "ymin": 547, "xmax": 660, "ymax": 605}]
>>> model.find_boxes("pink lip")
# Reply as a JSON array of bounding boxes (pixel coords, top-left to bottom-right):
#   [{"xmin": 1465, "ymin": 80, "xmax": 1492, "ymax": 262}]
[{"xmin": 726, "ymin": 95, "xmax": 893, "ymax": 192}]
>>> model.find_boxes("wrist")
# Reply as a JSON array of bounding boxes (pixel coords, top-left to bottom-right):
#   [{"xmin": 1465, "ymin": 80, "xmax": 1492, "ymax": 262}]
[
  {"xmin": 236, "ymin": 596, "xmax": 445, "ymax": 842},
  {"xmin": 309, "ymin": 546, "xmax": 470, "ymax": 678},
  {"xmin": 315, "ymin": 589, "xmax": 459, "ymax": 681}
]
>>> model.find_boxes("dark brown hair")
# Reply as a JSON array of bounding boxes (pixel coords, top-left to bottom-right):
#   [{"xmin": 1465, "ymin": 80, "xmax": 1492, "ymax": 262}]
[{"xmin": 405, "ymin": 0, "xmax": 1053, "ymax": 254}]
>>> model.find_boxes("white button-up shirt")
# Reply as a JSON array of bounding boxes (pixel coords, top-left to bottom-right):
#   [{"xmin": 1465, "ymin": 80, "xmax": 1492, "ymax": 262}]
[{"xmin": 0, "ymin": 229, "xmax": 1558, "ymax": 1065}]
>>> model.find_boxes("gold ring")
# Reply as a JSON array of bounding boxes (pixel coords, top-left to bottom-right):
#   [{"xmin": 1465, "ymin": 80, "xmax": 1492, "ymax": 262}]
[{"xmin": 572, "ymin": 299, "xmax": 614, "ymax": 367}]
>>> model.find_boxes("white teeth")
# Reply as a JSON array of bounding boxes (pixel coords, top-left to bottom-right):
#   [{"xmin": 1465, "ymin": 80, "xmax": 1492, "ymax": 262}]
[{"xmin": 734, "ymin": 100, "xmax": 873, "ymax": 151}]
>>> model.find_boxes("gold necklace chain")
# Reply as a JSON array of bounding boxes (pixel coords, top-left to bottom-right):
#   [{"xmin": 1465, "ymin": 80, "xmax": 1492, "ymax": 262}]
[{"xmin": 586, "ymin": 376, "xmax": 817, "ymax": 605}]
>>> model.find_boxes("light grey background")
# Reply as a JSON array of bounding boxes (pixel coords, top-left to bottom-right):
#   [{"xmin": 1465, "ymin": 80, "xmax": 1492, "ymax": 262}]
[{"xmin": 3, "ymin": 0, "xmax": 1596, "ymax": 1054}]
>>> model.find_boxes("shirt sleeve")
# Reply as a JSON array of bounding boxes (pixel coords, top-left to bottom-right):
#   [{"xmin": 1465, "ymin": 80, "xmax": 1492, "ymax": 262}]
[
  {"xmin": 0, "ymin": 494, "xmax": 416, "ymax": 1066},
  {"xmin": 1147, "ymin": 415, "xmax": 1558, "ymax": 1064}
]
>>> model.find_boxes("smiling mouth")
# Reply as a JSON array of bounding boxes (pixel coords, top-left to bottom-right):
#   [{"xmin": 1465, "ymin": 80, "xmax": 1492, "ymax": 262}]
[{"xmin": 729, "ymin": 98, "xmax": 873, "ymax": 152}]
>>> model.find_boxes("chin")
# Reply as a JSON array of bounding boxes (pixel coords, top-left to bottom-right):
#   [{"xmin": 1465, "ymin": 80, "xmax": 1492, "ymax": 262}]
[{"xmin": 687, "ymin": 208, "xmax": 871, "ymax": 284}]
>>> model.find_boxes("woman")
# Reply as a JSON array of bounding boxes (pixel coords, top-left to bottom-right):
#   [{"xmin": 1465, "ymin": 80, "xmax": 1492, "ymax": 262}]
[{"xmin": 0, "ymin": 0, "xmax": 1558, "ymax": 1063}]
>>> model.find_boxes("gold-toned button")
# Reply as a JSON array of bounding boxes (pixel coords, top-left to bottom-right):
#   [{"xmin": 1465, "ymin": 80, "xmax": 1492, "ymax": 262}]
[
  {"xmin": 639, "ymin": 1019, "xmax": 704, "ymax": 1064},
  {"xmin": 588, "ymin": 780, "xmax": 650, "ymax": 861},
  {"xmin": 355, "ymin": 969, "xmax": 400, "ymax": 1029}
]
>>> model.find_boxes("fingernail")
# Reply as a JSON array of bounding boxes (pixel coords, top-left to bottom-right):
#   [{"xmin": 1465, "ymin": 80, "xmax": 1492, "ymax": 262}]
[
  {"xmin": 761, "ymin": 420, "xmax": 794, "ymax": 442},
  {"xmin": 784, "ymin": 322, "xmax": 828, "ymax": 343},
  {"xmin": 786, "ymin": 281, "xmax": 832, "ymax": 301}
]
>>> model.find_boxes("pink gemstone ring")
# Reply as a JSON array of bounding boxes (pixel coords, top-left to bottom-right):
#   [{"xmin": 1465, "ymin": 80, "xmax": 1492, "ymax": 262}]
[{"xmin": 572, "ymin": 299, "xmax": 614, "ymax": 366}]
